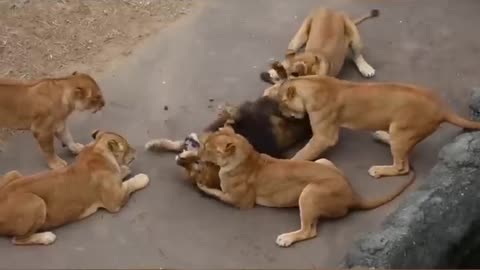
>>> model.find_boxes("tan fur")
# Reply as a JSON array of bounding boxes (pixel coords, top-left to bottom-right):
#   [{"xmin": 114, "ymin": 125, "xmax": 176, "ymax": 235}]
[
  {"xmin": 270, "ymin": 75, "xmax": 480, "ymax": 178},
  {"xmin": 197, "ymin": 128, "xmax": 414, "ymax": 247},
  {"xmin": 264, "ymin": 8, "xmax": 378, "ymax": 84},
  {"xmin": 0, "ymin": 72, "xmax": 105, "ymax": 169},
  {"xmin": 145, "ymin": 138, "xmax": 221, "ymax": 189},
  {"xmin": 145, "ymin": 100, "xmax": 310, "ymax": 189},
  {"xmin": 0, "ymin": 130, "xmax": 149, "ymax": 245}
]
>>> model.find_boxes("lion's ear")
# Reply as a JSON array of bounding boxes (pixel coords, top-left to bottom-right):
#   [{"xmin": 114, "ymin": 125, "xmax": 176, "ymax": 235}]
[
  {"xmin": 292, "ymin": 63, "xmax": 305, "ymax": 77},
  {"xmin": 74, "ymin": 87, "xmax": 87, "ymax": 99},
  {"xmin": 285, "ymin": 49, "xmax": 295, "ymax": 58},
  {"xmin": 91, "ymin": 129, "xmax": 101, "ymax": 139},
  {"xmin": 199, "ymin": 133, "xmax": 210, "ymax": 145},
  {"xmin": 219, "ymin": 125, "xmax": 235, "ymax": 134},
  {"xmin": 286, "ymin": 86, "xmax": 296, "ymax": 100},
  {"xmin": 271, "ymin": 61, "xmax": 287, "ymax": 79},
  {"xmin": 108, "ymin": 139, "xmax": 122, "ymax": 152},
  {"xmin": 224, "ymin": 142, "xmax": 236, "ymax": 155}
]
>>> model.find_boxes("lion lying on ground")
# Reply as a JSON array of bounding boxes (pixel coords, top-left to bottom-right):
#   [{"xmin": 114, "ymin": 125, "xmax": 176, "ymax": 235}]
[
  {"xmin": 260, "ymin": 7, "xmax": 379, "ymax": 84},
  {"xmin": 268, "ymin": 75, "xmax": 480, "ymax": 178},
  {"xmin": 0, "ymin": 130, "xmax": 149, "ymax": 246},
  {"xmin": 145, "ymin": 96, "xmax": 311, "ymax": 188},
  {"xmin": 0, "ymin": 72, "xmax": 105, "ymax": 169},
  {"xmin": 196, "ymin": 127, "xmax": 414, "ymax": 247}
]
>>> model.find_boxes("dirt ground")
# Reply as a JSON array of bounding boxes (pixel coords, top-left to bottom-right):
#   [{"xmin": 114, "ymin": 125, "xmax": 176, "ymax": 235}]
[{"xmin": 0, "ymin": 0, "xmax": 192, "ymax": 141}]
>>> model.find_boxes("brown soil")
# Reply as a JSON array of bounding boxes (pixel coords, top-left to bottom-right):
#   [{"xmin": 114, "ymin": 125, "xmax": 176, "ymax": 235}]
[{"xmin": 0, "ymin": 0, "xmax": 192, "ymax": 143}]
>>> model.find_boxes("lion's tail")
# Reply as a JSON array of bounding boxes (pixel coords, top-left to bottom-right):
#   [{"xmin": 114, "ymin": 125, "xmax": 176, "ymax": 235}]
[
  {"xmin": 352, "ymin": 166, "xmax": 415, "ymax": 210},
  {"xmin": 354, "ymin": 9, "xmax": 380, "ymax": 25},
  {"xmin": 444, "ymin": 111, "xmax": 480, "ymax": 130}
]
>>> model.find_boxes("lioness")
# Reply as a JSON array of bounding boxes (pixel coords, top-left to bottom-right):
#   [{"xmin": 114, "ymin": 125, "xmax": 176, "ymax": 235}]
[
  {"xmin": 145, "ymin": 96, "xmax": 311, "ymax": 188},
  {"xmin": 0, "ymin": 72, "xmax": 105, "ymax": 169},
  {"xmin": 269, "ymin": 75, "xmax": 480, "ymax": 178},
  {"xmin": 260, "ymin": 8, "xmax": 379, "ymax": 84},
  {"xmin": 197, "ymin": 127, "xmax": 414, "ymax": 247},
  {"xmin": 0, "ymin": 130, "xmax": 149, "ymax": 245}
]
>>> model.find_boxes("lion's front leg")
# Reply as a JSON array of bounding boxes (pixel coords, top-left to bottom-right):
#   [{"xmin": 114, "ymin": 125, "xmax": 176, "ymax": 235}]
[
  {"xmin": 120, "ymin": 165, "xmax": 132, "ymax": 179},
  {"xmin": 196, "ymin": 182, "xmax": 255, "ymax": 209},
  {"xmin": 291, "ymin": 132, "xmax": 338, "ymax": 161},
  {"xmin": 292, "ymin": 116, "xmax": 339, "ymax": 161},
  {"xmin": 55, "ymin": 124, "xmax": 84, "ymax": 154},
  {"xmin": 102, "ymin": 174, "xmax": 150, "ymax": 213},
  {"xmin": 197, "ymin": 183, "xmax": 235, "ymax": 203},
  {"xmin": 32, "ymin": 126, "xmax": 67, "ymax": 169}
]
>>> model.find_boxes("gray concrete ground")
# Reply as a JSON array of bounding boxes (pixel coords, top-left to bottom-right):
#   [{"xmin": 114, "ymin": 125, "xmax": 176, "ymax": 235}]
[{"xmin": 0, "ymin": 0, "xmax": 479, "ymax": 268}]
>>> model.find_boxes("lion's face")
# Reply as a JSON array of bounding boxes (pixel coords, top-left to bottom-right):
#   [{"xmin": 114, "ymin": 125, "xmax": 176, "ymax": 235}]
[
  {"xmin": 175, "ymin": 133, "xmax": 201, "ymax": 168},
  {"xmin": 277, "ymin": 84, "xmax": 306, "ymax": 119},
  {"xmin": 70, "ymin": 72, "xmax": 105, "ymax": 113},
  {"xmin": 199, "ymin": 127, "xmax": 244, "ymax": 167},
  {"xmin": 284, "ymin": 51, "xmax": 321, "ymax": 77},
  {"xmin": 91, "ymin": 130, "xmax": 136, "ymax": 166},
  {"xmin": 261, "ymin": 51, "xmax": 322, "ymax": 86}
]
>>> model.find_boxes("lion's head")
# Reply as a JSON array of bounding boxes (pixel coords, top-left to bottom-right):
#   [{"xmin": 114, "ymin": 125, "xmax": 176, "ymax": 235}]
[
  {"xmin": 69, "ymin": 72, "xmax": 105, "ymax": 113},
  {"xmin": 260, "ymin": 50, "xmax": 327, "ymax": 85},
  {"xmin": 91, "ymin": 129, "xmax": 136, "ymax": 166},
  {"xmin": 199, "ymin": 126, "xmax": 252, "ymax": 168},
  {"xmin": 275, "ymin": 82, "xmax": 307, "ymax": 119}
]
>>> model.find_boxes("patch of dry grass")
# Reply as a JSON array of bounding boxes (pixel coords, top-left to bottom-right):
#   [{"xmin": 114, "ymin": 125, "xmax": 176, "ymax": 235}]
[
  {"xmin": 0, "ymin": 0, "xmax": 192, "ymax": 79},
  {"xmin": 0, "ymin": 0, "xmax": 192, "ymax": 143}
]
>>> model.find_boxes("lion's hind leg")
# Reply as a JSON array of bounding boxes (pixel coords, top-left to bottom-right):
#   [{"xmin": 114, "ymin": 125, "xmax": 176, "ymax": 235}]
[
  {"xmin": 0, "ymin": 193, "xmax": 55, "ymax": 245},
  {"xmin": 344, "ymin": 16, "xmax": 375, "ymax": 78},
  {"xmin": 368, "ymin": 122, "xmax": 435, "ymax": 178},
  {"xmin": 275, "ymin": 182, "xmax": 349, "ymax": 247}
]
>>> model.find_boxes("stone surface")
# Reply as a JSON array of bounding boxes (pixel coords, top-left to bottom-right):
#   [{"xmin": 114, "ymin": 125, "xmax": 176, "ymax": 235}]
[{"xmin": 469, "ymin": 87, "xmax": 480, "ymax": 121}]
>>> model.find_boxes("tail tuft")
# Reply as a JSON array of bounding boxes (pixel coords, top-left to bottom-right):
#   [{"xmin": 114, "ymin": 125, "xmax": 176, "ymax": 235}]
[{"xmin": 371, "ymin": 9, "xmax": 380, "ymax": 17}]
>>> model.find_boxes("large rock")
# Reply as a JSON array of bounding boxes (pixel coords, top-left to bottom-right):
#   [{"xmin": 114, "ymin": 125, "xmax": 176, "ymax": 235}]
[
  {"xmin": 343, "ymin": 90, "xmax": 480, "ymax": 268},
  {"xmin": 469, "ymin": 87, "xmax": 480, "ymax": 121}
]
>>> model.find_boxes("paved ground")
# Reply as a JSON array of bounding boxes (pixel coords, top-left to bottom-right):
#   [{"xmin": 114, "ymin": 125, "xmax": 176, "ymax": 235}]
[{"xmin": 1, "ymin": 0, "xmax": 479, "ymax": 268}]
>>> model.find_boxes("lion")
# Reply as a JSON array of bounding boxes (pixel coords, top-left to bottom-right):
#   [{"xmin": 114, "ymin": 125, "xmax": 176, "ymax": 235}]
[
  {"xmin": 145, "ymin": 96, "xmax": 312, "ymax": 189},
  {"xmin": 268, "ymin": 75, "xmax": 480, "ymax": 178},
  {"xmin": 260, "ymin": 7, "xmax": 379, "ymax": 84},
  {"xmin": 0, "ymin": 130, "xmax": 149, "ymax": 245},
  {"xmin": 196, "ymin": 127, "xmax": 414, "ymax": 247},
  {"xmin": 0, "ymin": 72, "xmax": 105, "ymax": 169}
]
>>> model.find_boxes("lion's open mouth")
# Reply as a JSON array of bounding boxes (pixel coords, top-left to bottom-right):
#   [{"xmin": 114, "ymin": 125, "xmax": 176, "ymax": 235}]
[
  {"xmin": 183, "ymin": 133, "xmax": 201, "ymax": 152},
  {"xmin": 175, "ymin": 133, "xmax": 201, "ymax": 165}
]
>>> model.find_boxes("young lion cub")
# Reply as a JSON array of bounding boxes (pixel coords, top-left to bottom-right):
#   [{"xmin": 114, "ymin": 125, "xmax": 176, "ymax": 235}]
[
  {"xmin": 197, "ymin": 127, "xmax": 414, "ymax": 247},
  {"xmin": 0, "ymin": 130, "xmax": 149, "ymax": 246},
  {"xmin": 0, "ymin": 72, "xmax": 105, "ymax": 169},
  {"xmin": 270, "ymin": 75, "xmax": 480, "ymax": 178}
]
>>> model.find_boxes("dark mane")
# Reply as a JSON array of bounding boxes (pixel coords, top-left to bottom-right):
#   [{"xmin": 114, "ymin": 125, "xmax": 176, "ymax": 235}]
[{"xmin": 204, "ymin": 96, "xmax": 295, "ymax": 158}]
